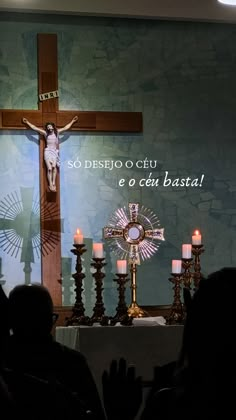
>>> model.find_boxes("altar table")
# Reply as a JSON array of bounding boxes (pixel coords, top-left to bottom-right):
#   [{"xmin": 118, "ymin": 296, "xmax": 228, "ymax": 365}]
[{"xmin": 56, "ymin": 322, "xmax": 184, "ymax": 399}]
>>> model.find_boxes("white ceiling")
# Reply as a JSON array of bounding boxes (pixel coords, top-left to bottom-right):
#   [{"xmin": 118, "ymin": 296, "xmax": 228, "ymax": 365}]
[{"xmin": 1, "ymin": 0, "xmax": 236, "ymax": 23}]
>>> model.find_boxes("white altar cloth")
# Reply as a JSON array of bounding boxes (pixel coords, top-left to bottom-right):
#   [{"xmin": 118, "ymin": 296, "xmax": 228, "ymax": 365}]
[{"xmin": 56, "ymin": 321, "xmax": 184, "ymax": 399}]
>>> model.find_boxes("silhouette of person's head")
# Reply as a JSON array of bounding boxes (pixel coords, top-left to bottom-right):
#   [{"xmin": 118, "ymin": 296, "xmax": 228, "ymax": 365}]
[
  {"xmin": 182, "ymin": 267, "xmax": 236, "ymax": 383},
  {"xmin": 8, "ymin": 284, "xmax": 54, "ymax": 340}
]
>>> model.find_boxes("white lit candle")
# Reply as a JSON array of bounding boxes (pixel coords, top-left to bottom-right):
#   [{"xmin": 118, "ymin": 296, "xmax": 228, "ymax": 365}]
[
  {"xmin": 116, "ymin": 260, "xmax": 127, "ymax": 274},
  {"xmin": 93, "ymin": 243, "xmax": 104, "ymax": 258},
  {"xmin": 182, "ymin": 244, "xmax": 192, "ymax": 259},
  {"xmin": 172, "ymin": 260, "xmax": 182, "ymax": 274},
  {"xmin": 192, "ymin": 230, "xmax": 202, "ymax": 245},
  {"xmin": 74, "ymin": 229, "xmax": 84, "ymax": 244}
]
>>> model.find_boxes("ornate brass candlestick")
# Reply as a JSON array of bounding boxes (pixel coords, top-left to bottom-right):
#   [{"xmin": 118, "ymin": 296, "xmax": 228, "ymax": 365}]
[
  {"xmin": 192, "ymin": 244, "xmax": 204, "ymax": 290},
  {"xmin": 66, "ymin": 244, "xmax": 92, "ymax": 326},
  {"xmin": 167, "ymin": 273, "xmax": 184, "ymax": 324},
  {"xmin": 110, "ymin": 273, "xmax": 132, "ymax": 325},
  {"xmin": 90, "ymin": 258, "xmax": 109, "ymax": 325},
  {"xmin": 181, "ymin": 258, "xmax": 193, "ymax": 290}
]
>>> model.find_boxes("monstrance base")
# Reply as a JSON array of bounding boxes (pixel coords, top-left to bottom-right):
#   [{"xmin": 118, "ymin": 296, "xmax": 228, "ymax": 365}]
[{"xmin": 127, "ymin": 302, "xmax": 149, "ymax": 318}]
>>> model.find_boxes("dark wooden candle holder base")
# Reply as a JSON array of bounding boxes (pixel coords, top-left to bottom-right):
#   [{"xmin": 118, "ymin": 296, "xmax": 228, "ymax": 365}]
[
  {"xmin": 166, "ymin": 273, "xmax": 185, "ymax": 325},
  {"xmin": 66, "ymin": 243, "xmax": 90, "ymax": 326},
  {"xmin": 90, "ymin": 257, "xmax": 109, "ymax": 325},
  {"xmin": 110, "ymin": 273, "xmax": 132, "ymax": 325}
]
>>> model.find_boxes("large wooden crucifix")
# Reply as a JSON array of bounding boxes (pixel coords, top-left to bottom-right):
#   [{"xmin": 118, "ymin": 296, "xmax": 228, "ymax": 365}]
[{"xmin": 0, "ymin": 34, "xmax": 142, "ymax": 305}]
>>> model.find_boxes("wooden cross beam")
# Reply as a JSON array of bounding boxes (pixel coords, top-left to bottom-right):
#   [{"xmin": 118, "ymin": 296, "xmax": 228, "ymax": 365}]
[{"xmin": 0, "ymin": 34, "xmax": 143, "ymax": 305}]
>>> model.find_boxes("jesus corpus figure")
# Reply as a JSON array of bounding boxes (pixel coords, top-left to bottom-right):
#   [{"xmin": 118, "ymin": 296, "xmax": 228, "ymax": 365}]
[{"xmin": 22, "ymin": 115, "xmax": 78, "ymax": 192}]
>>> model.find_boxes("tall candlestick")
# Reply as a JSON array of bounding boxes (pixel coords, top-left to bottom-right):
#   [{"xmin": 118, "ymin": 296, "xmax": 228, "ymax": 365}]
[
  {"xmin": 172, "ymin": 259, "xmax": 182, "ymax": 274},
  {"xmin": 116, "ymin": 260, "xmax": 127, "ymax": 274},
  {"xmin": 74, "ymin": 228, "xmax": 84, "ymax": 244},
  {"xmin": 182, "ymin": 244, "xmax": 192, "ymax": 259},
  {"xmin": 66, "ymin": 242, "xmax": 93, "ymax": 326},
  {"xmin": 93, "ymin": 243, "xmax": 104, "ymax": 258},
  {"xmin": 192, "ymin": 230, "xmax": 202, "ymax": 245},
  {"xmin": 90, "ymin": 257, "xmax": 108, "ymax": 325}
]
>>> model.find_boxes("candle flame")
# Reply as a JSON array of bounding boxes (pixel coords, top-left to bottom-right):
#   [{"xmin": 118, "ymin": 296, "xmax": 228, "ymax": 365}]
[
  {"xmin": 194, "ymin": 229, "xmax": 200, "ymax": 235},
  {"xmin": 76, "ymin": 228, "xmax": 81, "ymax": 234}
]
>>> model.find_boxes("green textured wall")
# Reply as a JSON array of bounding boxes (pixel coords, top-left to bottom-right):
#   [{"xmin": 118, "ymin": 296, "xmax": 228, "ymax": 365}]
[{"xmin": 1, "ymin": 13, "xmax": 236, "ymax": 315}]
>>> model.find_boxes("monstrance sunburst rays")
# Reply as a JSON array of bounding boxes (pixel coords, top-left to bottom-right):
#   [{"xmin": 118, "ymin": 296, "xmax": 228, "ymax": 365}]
[
  {"xmin": 103, "ymin": 203, "xmax": 165, "ymax": 264},
  {"xmin": 0, "ymin": 188, "xmax": 64, "ymax": 284},
  {"xmin": 103, "ymin": 203, "xmax": 165, "ymax": 317}
]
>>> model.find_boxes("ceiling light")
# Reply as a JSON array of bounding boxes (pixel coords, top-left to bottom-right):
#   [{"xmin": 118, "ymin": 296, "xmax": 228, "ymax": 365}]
[{"xmin": 218, "ymin": 0, "xmax": 236, "ymax": 5}]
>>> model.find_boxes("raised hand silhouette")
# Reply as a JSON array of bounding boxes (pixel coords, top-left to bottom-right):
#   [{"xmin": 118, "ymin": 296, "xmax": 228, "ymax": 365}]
[{"xmin": 102, "ymin": 358, "xmax": 142, "ymax": 420}]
